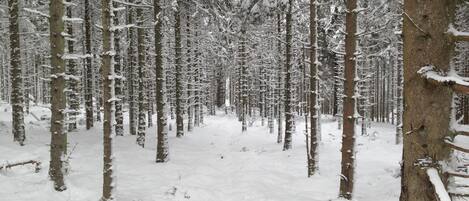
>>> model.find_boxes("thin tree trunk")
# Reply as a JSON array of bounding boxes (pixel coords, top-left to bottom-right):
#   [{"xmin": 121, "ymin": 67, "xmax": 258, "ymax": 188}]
[
  {"xmin": 136, "ymin": 4, "xmax": 146, "ymax": 147},
  {"xmin": 8, "ymin": 0, "xmax": 25, "ymax": 145},
  {"xmin": 308, "ymin": 0, "xmax": 319, "ymax": 177},
  {"xmin": 339, "ymin": 0, "xmax": 358, "ymax": 198},
  {"xmin": 283, "ymin": 0, "xmax": 294, "ymax": 151},
  {"xmin": 100, "ymin": 0, "xmax": 116, "ymax": 199},
  {"xmin": 114, "ymin": 1, "xmax": 124, "ymax": 136},
  {"xmin": 154, "ymin": 0, "xmax": 169, "ymax": 162},
  {"xmin": 49, "ymin": 0, "xmax": 67, "ymax": 191},
  {"xmin": 66, "ymin": 3, "xmax": 78, "ymax": 132},
  {"xmin": 84, "ymin": 0, "xmax": 94, "ymax": 130},
  {"xmin": 175, "ymin": 0, "xmax": 184, "ymax": 137}
]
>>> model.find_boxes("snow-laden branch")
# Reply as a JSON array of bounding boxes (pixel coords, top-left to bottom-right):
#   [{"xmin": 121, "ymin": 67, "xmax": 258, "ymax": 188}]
[
  {"xmin": 110, "ymin": 24, "xmax": 135, "ymax": 31},
  {"xmin": 426, "ymin": 168, "xmax": 451, "ymax": 201},
  {"xmin": 448, "ymin": 24, "xmax": 469, "ymax": 42},
  {"xmin": 113, "ymin": 0, "xmax": 152, "ymax": 8},
  {"xmin": 23, "ymin": 8, "xmax": 49, "ymax": 18},
  {"xmin": 418, "ymin": 65, "xmax": 469, "ymax": 95},
  {"xmin": 63, "ymin": 16, "xmax": 83, "ymax": 23},
  {"xmin": 62, "ymin": 54, "xmax": 92, "ymax": 60}
]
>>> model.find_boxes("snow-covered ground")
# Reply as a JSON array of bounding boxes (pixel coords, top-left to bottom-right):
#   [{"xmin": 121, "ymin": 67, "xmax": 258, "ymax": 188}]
[{"xmin": 0, "ymin": 105, "xmax": 401, "ymax": 201}]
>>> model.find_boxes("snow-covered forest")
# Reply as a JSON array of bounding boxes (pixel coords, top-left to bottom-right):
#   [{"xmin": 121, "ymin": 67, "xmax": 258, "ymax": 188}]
[{"xmin": 0, "ymin": 0, "xmax": 469, "ymax": 200}]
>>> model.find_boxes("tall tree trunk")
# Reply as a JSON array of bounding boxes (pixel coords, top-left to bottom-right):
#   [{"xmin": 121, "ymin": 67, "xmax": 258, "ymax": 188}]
[
  {"xmin": 84, "ymin": 0, "xmax": 94, "ymax": 130},
  {"xmin": 66, "ymin": 3, "xmax": 79, "ymax": 132},
  {"xmin": 276, "ymin": 12, "xmax": 283, "ymax": 144},
  {"xmin": 240, "ymin": 29, "xmax": 247, "ymax": 132},
  {"xmin": 127, "ymin": 1, "xmax": 137, "ymax": 136},
  {"xmin": 136, "ymin": 4, "xmax": 146, "ymax": 147},
  {"xmin": 175, "ymin": 0, "xmax": 184, "ymax": 137},
  {"xmin": 308, "ymin": 0, "xmax": 319, "ymax": 177},
  {"xmin": 9, "ymin": 0, "xmax": 25, "ymax": 145},
  {"xmin": 114, "ymin": 1, "xmax": 124, "ymax": 136},
  {"xmin": 399, "ymin": 0, "xmax": 455, "ymax": 201},
  {"xmin": 186, "ymin": 12, "xmax": 193, "ymax": 132},
  {"xmin": 49, "ymin": 0, "xmax": 67, "ymax": 191},
  {"xmin": 100, "ymin": 0, "xmax": 116, "ymax": 199},
  {"xmin": 339, "ymin": 0, "xmax": 358, "ymax": 199},
  {"xmin": 283, "ymin": 0, "xmax": 294, "ymax": 151},
  {"xmin": 154, "ymin": 0, "xmax": 169, "ymax": 162}
]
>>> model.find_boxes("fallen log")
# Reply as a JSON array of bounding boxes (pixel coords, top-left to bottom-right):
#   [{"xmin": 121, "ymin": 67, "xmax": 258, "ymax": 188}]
[{"xmin": 0, "ymin": 160, "xmax": 41, "ymax": 173}]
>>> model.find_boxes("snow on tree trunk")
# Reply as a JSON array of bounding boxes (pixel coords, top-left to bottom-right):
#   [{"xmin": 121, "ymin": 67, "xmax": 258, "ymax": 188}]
[
  {"xmin": 186, "ymin": 11, "xmax": 193, "ymax": 133},
  {"xmin": 113, "ymin": 1, "xmax": 124, "ymax": 136},
  {"xmin": 100, "ymin": 0, "xmax": 116, "ymax": 199},
  {"xmin": 127, "ymin": 1, "xmax": 137, "ymax": 136},
  {"xmin": 307, "ymin": 0, "xmax": 319, "ymax": 177},
  {"xmin": 154, "ymin": 0, "xmax": 169, "ymax": 163},
  {"xmin": 339, "ymin": 0, "xmax": 358, "ymax": 198},
  {"xmin": 136, "ymin": 3, "xmax": 146, "ymax": 147},
  {"xmin": 283, "ymin": 0, "xmax": 294, "ymax": 151},
  {"xmin": 48, "ymin": 0, "xmax": 67, "ymax": 191},
  {"xmin": 399, "ymin": 1, "xmax": 456, "ymax": 201},
  {"xmin": 8, "ymin": 0, "xmax": 25, "ymax": 146},
  {"xmin": 65, "ymin": 2, "xmax": 79, "ymax": 132},
  {"xmin": 174, "ymin": 0, "xmax": 184, "ymax": 138},
  {"xmin": 84, "ymin": 0, "xmax": 94, "ymax": 130}
]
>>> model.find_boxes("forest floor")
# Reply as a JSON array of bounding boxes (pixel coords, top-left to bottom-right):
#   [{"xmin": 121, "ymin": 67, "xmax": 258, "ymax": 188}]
[{"xmin": 0, "ymin": 104, "xmax": 401, "ymax": 201}]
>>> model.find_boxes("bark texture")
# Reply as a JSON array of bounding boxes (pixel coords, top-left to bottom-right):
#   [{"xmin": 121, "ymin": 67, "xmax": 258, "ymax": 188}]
[
  {"xmin": 49, "ymin": 0, "xmax": 67, "ymax": 191},
  {"xmin": 339, "ymin": 0, "xmax": 358, "ymax": 199},
  {"xmin": 399, "ymin": 1, "xmax": 455, "ymax": 201}
]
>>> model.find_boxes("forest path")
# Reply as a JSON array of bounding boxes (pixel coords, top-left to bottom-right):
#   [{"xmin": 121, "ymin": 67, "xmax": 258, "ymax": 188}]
[{"xmin": 0, "ymin": 106, "xmax": 401, "ymax": 201}]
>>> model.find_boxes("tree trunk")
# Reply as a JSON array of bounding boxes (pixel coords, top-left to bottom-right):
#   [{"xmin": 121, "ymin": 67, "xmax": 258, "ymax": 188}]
[
  {"xmin": 49, "ymin": 0, "xmax": 67, "ymax": 191},
  {"xmin": 154, "ymin": 0, "xmax": 169, "ymax": 162},
  {"xmin": 127, "ymin": 1, "xmax": 137, "ymax": 136},
  {"xmin": 100, "ymin": 0, "xmax": 116, "ymax": 199},
  {"xmin": 84, "ymin": 0, "xmax": 94, "ymax": 130},
  {"xmin": 136, "ymin": 4, "xmax": 146, "ymax": 147},
  {"xmin": 8, "ymin": 0, "xmax": 25, "ymax": 145},
  {"xmin": 399, "ymin": 1, "xmax": 455, "ymax": 201},
  {"xmin": 66, "ymin": 3, "xmax": 79, "ymax": 132},
  {"xmin": 339, "ymin": 0, "xmax": 358, "ymax": 199},
  {"xmin": 175, "ymin": 0, "xmax": 184, "ymax": 137},
  {"xmin": 283, "ymin": 0, "xmax": 294, "ymax": 151},
  {"xmin": 114, "ymin": 1, "xmax": 124, "ymax": 136},
  {"xmin": 308, "ymin": 0, "xmax": 319, "ymax": 177}
]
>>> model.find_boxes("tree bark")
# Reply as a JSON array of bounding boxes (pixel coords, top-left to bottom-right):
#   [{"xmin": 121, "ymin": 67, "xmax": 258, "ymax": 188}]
[
  {"xmin": 283, "ymin": 0, "xmax": 294, "ymax": 151},
  {"xmin": 8, "ymin": 0, "xmax": 25, "ymax": 145},
  {"xmin": 399, "ymin": 1, "xmax": 455, "ymax": 201},
  {"xmin": 84, "ymin": 0, "xmax": 94, "ymax": 130},
  {"xmin": 49, "ymin": 0, "xmax": 67, "ymax": 191},
  {"xmin": 136, "ymin": 4, "xmax": 146, "ymax": 147},
  {"xmin": 339, "ymin": 0, "xmax": 358, "ymax": 199},
  {"xmin": 308, "ymin": 0, "xmax": 319, "ymax": 177},
  {"xmin": 100, "ymin": 0, "xmax": 116, "ymax": 199},
  {"xmin": 175, "ymin": 0, "xmax": 184, "ymax": 137},
  {"xmin": 154, "ymin": 0, "xmax": 169, "ymax": 163}
]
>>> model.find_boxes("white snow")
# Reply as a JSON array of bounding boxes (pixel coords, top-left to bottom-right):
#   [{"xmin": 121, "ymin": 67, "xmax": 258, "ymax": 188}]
[
  {"xmin": 427, "ymin": 168, "xmax": 451, "ymax": 201},
  {"xmin": 0, "ymin": 104, "xmax": 401, "ymax": 201}
]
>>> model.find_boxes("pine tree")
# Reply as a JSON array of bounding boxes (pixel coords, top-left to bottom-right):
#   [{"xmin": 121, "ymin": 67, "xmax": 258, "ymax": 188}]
[
  {"xmin": 114, "ymin": 0, "xmax": 124, "ymax": 136},
  {"xmin": 100, "ymin": 0, "xmax": 116, "ymax": 199},
  {"xmin": 174, "ymin": 0, "xmax": 184, "ymax": 138},
  {"xmin": 307, "ymin": 0, "xmax": 319, "ymax": 177},
  {"xmin": 8, "ymin": 0, "xmax": 25, "ymax": 145},
  {"xmin": 136, "ymin": 2, "xmax": 146, "ymax": 147},
  {"xmin": 155, "ymin": 0, "xmax": 169, "ymax": 162},
  {"xmin": 399, "ymin": 0, "xmax": 457, "ymax": 200},
  {"xmin": 339, "ymin": 0, "xmax": 358, "ymax": 199},
  {"xmin": 283, "ymin": 0, "xmax": 294, "ymax": 151},
  {"xmin": 84, "ymin": 0, "xmax": 94, "ymax": 130},
  {"xmin": 49, "ymin": 0, "xmax": 67, "ymax": 191}
]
